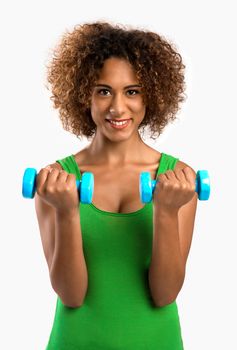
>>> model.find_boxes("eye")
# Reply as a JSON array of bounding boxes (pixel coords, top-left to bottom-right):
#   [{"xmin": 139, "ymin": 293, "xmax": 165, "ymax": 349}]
[
  {"xmin": 127, "ymin": 90, "xmax": 140, "ymax": 96},
  {"xmin": 98, "ymin": 89, "xmax": 111, "ymax": 96},
  {"xmin": 97, "ymin": 88, "xmax": 140, "ymax": 96}
]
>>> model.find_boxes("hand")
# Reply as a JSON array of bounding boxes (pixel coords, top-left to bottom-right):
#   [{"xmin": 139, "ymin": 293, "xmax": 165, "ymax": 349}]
[
  {"xmin": 36, "ymin": 166, "xmax": 79, "ymax": 213},
  {"xmin": 153, "ymin": 166, "xmax": 197, "ymax": 212}
]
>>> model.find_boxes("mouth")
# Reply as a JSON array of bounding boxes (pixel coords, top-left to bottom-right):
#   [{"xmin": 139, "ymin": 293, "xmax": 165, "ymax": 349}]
[{"xmin": 105, "ymin": 118, "xmax": 132, "ymax": 129}]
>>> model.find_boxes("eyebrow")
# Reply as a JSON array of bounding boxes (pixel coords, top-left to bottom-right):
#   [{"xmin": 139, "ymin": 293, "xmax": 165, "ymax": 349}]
[{"xmin": 94, "ymin": 84, "xmax": 142, "ymax": 89}]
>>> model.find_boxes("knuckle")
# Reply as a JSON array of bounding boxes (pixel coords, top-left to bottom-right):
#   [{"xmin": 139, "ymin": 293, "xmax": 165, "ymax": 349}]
[
  {"xmin": 68, "ymin": 173, "xmax": 76, "ymax": 180},
  {"xmin": 186, "ymin": 166, "xmax": 193, "ymax": 173},
  {"xmin": 38, "ymin": 168, "xmax": 48, "ymax": 176},
  {"xmin": 181, "ymin": 183, "xmax": 187, "ymax": 190},
  {"xmin": 45, "ymin": 166, "xmax": 54, "ymax": 173},
  {"xmin": 54, "ymin": 184, "xmax": 61, "ymax": 192},
  {"xmin": 64, "ymin": 185, "xmax": 71, "ymax": 192},
  {"xmin": 173, "ymin": 182, "xmax": 180, "ymax": 190},
  {"xmin": 182, "ymin": 166, "xmax": 190, "ymax": 172},
  {"xmin": 185, "ymin": 166, "xmax": 196, "ymax": 177},
  {"xmin": 46, "ymin": 185, "xmax": 54, "ymax": 193}
]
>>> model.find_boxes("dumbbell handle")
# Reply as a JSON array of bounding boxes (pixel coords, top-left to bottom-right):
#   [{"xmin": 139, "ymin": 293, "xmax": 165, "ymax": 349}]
[{"xmin": 150, "ymin": 178, "xmax": 199, "ymax": 193}]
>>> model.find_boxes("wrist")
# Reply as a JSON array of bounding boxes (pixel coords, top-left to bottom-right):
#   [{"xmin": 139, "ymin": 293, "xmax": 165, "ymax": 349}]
[
  {"xmin": 55, "ymin": 207, "xmax": 79, "ymax": 219},
  {"xmin": 153, "ymin": 204, "xmax": 179, "ymax": 218}
]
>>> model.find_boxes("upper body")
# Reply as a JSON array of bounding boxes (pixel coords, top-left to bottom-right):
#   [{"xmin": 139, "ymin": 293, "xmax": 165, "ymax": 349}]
[{"xmin": 34, "ymin": 22, "xmax": 198, "ymax": 309}]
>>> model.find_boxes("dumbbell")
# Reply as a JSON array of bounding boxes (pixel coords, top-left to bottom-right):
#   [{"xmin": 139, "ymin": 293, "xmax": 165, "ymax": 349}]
[
  {"xmin": 139, "ymin": 170, "xmax": 210, "ymax": 203},
  {"xmin": 22, "ymin": 168, "xmax": 94, "ymax": 204}
]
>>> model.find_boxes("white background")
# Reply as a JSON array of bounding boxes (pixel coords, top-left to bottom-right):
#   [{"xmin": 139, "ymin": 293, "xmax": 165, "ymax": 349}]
[{"xmin": 1, "ymin": 0, "xmax": 236, "ymax": 349}]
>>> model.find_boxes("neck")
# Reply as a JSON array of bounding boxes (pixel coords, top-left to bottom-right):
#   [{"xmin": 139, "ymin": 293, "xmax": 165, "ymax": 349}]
[{"xmin": 87, "ymin": 130, "xmax": 148, "ymax": 166}]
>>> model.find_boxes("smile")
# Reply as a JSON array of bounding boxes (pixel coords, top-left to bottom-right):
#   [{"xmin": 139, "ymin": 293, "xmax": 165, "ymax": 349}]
[{"xmin": 106, "ymin": 119, "xmax": 131, "ymax": 129}]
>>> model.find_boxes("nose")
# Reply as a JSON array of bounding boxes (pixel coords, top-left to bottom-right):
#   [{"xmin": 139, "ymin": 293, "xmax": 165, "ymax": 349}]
[{"xmin": 109, "ymin": 93, "xmax": 126, "ymax": 117}]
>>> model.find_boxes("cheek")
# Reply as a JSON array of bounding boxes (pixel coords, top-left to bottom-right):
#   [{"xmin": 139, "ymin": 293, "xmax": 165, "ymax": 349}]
[
  {"xmin": 90, "ymin": 105, "xmax": 108, "ymax": 125},
  {"xmin": 132, "ymin": 102, "xmax": 146, "ymax": 117},
  {"xmin": 91, "ymin": 98, "xmax": 108, "ymax": 115},
  {"xmin": 131, "ymin": 98, "xmax": 146, "ymax": 111}
]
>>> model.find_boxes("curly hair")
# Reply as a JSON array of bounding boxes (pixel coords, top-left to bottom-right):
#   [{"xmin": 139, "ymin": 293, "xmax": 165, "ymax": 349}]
[{"xmin": 45, "ymin": 21, "xmax": 186, "ymax": 141}]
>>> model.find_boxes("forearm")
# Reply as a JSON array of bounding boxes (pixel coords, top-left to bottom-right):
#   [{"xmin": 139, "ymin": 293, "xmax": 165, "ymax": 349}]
[
  {"xmin": 50, "ymin": 208, "xmax": 88, "ymax": 308},
  {"xmin": 148, "ymin": 207, "xmax": 185, "ymax": 307}
]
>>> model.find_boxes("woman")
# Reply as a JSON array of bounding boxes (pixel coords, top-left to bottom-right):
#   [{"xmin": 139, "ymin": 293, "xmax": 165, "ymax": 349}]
[{"xmin": 35, "ymin": 21, "xmax": 197, "ymax": 349}]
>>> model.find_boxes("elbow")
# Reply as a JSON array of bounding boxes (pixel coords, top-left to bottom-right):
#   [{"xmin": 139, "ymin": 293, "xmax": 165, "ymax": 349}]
[
  {"xmin": 153, "ymin": 295, "xmax": 177, "ymax": 308},
  {"xmin": 148, "ymin": 281, "xmax": 179, "ymax": 308},
  {"xmin": 50, "ymin": 276, "xmax": 88, "ymax": 309},
  {"xmin": 150, "ymin": 287, "xmax": 180, "ymax": 307},
  {"xmin": 59, "ymin": 293, "xmax": 86, "ymax": 309},
  {"xmin": 60, "ymin": 292, "xmax": 86, "ymax": 308},
  {"xmin": 51, "ymin": 282, "xmax": 86, "ymax": 309},
  {"xmin": 62, "ymin": 299, "xmax": 84, "ymax": 308},
  {"xmin": 148, "ymin": 270, "xmax": 185, "ymax": 308},
  {"xmin": 152, "ymin": 286, "xmax": 184, "ymax": 307}
]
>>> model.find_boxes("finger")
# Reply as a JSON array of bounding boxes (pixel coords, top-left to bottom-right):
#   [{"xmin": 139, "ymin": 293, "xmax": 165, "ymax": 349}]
[
  {"xmin": 182, "ymin": 167, "xmax": 196, "ymax": 188},
  {"xmin": 66, "ymin": 173, "xmax": 76, "ymax": 183},
  {"xmin": 173, "ymin": 168, "xmax": 186, "ymax": 182},
  {"xmin": 36, "ymin": 167, "xmax": 52, "ymax": 188},
  {"xmin": 164, "ymin": 170, "xmax": 176, "ymax": 180},
  {"xmin": 45, "ymin": 165, "xmax": 53, "ymax": 172},
  {"xmin": 57, "ymin": 169, "xmax": 69, "ymax": 183},
  {"xmin": 157, "ymin": 173, "xmax": 167, "ymax": 182},
  {"xmin": 45, "ymin": 167, "xmax": 61, "ymax": 185}
]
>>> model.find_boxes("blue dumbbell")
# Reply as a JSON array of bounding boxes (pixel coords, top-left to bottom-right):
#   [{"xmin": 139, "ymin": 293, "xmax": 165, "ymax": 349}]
[
  {"xmin": 22, "ymin": 168, "xmax": 94, "ymax": 204},
  {"xmin": 140, "ymin": 169, "xmax": 210, "ymax": 203}
]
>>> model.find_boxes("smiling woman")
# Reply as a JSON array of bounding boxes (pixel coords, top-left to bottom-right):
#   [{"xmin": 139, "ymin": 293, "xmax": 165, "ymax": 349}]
[
  {"xmin": 36, "ymin": 20, "xmax": 197, "ymax": 350},
  {"xmin": 46, "ymin": 21, "xmax": 186, "ymax": 141}
]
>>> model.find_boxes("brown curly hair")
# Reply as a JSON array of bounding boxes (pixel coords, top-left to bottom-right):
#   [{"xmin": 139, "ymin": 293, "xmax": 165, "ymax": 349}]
[{"xmin": 45, "ymin": 21, "xmax": 186, "ymax": 141}]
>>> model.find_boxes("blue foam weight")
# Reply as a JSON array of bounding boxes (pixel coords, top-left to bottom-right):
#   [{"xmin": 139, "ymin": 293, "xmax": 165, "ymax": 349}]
[
  {"xmin": 79, "ymin": 172, "xmax": 94, "ymax": 204},
  {"xmin": 22, "ymin": 168, "xmax": 37, "ymax": 199}
]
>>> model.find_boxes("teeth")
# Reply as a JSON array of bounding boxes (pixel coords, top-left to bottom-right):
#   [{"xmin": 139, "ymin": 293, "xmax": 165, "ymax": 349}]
[{"xmin": 109, "ymin": 120, "xmax": 129, "ymax": 125}]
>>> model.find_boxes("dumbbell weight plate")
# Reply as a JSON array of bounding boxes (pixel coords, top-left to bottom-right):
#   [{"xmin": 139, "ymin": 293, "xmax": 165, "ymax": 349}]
[
  {"xmin": 139, "ymin": 172, "xmax": 153, "ymax": 204},
  {"xmin": 80, "ymin": 172, "xmax": 94, "ymax": 204},
  {"xmin": 22, "ymin": 168, "xmax": 37, "ymax": 199},
  {"xmin": 196, "ymin": 170, "xmax": 210, "ymax": 200}
]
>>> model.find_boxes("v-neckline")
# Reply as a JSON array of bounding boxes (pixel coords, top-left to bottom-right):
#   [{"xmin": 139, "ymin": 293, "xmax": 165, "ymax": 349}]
[{"xmin": 69, "ymin": 152, "xmax": 165, "ymax": 216}]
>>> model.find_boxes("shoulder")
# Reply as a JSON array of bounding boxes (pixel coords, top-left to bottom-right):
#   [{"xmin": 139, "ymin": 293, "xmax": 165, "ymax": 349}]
[{"xmin": 73, "ymin": 148, "xmax": 90, "ymax": 165}]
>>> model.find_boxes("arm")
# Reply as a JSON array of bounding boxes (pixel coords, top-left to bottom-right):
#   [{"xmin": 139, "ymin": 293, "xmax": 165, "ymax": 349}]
[
  {"xmin": 34, "ymin": 163, "xmax": 88, "ymax": 308},
  {"xmin": 148, "ymin": 161, "xmax": 198, "ymax": 307},
  {"xmin": 50, "ymin": 207, "xmax": 88, "ymax": 308}
]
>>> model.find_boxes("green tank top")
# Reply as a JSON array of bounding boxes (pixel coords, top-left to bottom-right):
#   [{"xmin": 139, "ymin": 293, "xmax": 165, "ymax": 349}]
[{"xmin": 46, "ymin": 152, "xmax": 184, "ymax": 350}]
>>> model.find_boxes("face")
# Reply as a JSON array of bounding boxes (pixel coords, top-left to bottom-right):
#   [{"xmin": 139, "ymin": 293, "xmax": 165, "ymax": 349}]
[{"xmin": 90, "ymin": 57, "xmax": 146, "ymax": 141}]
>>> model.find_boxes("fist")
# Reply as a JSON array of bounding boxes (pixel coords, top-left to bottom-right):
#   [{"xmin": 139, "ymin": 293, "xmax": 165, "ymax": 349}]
[
  {"xmin": 153, "ymin": 166, "xmax": 197, "ymax": 211},
  {"xmin": 36, "ymin": 165, "xmax": 79, "ymax": 212}
]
